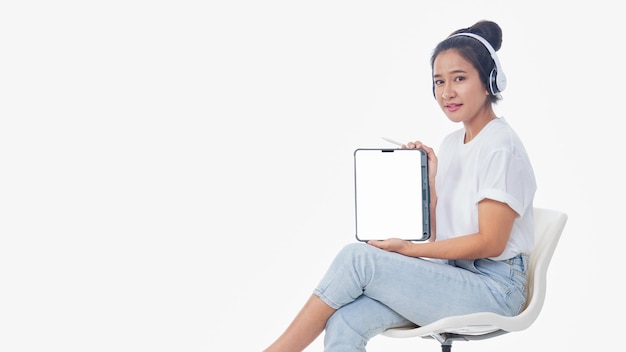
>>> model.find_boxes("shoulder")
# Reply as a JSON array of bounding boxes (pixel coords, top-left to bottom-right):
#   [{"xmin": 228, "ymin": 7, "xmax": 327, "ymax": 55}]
[{"xmin": 480, "ymin": 118, "xmax": 526, "ymax": 151}]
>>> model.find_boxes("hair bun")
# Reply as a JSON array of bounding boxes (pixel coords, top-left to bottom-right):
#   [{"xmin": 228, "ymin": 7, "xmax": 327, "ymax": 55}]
[{"xmin": 458, "ymin": 20, "xmax": 503, "ymax": 51}]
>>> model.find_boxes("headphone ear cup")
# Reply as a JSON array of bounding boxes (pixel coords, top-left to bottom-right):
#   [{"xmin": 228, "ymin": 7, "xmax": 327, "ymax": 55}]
[
  {"xmin": 496, "ymin": 68, "xmax": 507, "ymax": 93},
  {"xmin": 489, "ymin": 67, "xmax": 507, "ymax": 95},
  {"xmin": 489, "ymin": 68, "xmax": 499, "ymax": 95}
]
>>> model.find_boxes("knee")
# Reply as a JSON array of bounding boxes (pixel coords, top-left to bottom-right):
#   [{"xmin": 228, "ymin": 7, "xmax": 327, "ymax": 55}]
[{"xmin": 336, "ymin": 242, "xmax": 373, "ymax": 262}]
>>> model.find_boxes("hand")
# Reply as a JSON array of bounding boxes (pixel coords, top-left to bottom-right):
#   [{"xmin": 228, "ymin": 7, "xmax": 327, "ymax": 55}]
[
  {"xmin": 367, "ymin": 238, "xmax": 411, "ymax": 254},
  {"xmin": 403, "ymin": 140, "xmax": 438, "ymax": 185}
]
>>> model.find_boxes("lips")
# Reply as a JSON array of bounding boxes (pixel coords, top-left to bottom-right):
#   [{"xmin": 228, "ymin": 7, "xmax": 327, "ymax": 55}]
[{"xmin": 445, "ymin": 103, "xmax": 461, "ymax": 112}]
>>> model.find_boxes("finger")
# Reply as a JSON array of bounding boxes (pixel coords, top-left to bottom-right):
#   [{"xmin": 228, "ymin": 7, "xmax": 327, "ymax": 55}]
[
  {"xmin": 407, "ymin": 141, "xmax": 421, "ymax": 149},
  {"xmin": 367, "ymin": 240, "xmax": 385, "ymax": 250}
]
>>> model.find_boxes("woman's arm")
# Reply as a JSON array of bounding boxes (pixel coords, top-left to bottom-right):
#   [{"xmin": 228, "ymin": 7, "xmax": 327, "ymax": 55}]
[{"xmin": 368, "ymin": 198, "xmax": 516, "ymax": 260}]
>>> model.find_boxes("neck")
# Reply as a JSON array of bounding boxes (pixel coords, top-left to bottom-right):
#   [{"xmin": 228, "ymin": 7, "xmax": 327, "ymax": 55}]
[{"xmin": 463, "ymin": 107, "xmax": 497, "ymax": 143}]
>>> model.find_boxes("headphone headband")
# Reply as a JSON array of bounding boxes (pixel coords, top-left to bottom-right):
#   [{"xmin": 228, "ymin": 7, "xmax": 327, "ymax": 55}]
[{"xmin": 449, "ymin": 32, "xmax": 507, "ymax": 94}]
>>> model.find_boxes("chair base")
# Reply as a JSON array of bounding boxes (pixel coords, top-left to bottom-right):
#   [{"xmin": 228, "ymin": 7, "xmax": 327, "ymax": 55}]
[{"xmin": 426, "ymin": 330, "xmax": 509, "ymax": 351}]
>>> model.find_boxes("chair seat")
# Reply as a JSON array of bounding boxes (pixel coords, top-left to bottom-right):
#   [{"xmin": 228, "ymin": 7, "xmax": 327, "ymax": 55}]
[{"xmin": 382, "ymin": 311, "xmax": 515, "ymax": 338}]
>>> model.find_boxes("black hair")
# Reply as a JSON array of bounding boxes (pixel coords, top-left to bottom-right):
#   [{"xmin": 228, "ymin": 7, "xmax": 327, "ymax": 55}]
[{"xmin": 430, "ymin": 20, "xmax": 504, "ymax": 104}]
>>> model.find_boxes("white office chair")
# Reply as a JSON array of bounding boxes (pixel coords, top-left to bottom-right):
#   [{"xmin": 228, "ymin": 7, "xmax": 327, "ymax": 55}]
[{"xmin": 382, "ymin": 207, "xmax": 568, "ymax": 352}]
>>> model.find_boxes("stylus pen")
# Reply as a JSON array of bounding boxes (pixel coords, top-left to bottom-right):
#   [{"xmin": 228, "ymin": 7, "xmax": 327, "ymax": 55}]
[{"xmin": 381, "ymin": 137, "xmax": 404, "ymax": 147}]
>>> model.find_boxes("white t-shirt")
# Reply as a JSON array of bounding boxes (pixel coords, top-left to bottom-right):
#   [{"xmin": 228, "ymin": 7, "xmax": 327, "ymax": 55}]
[{"xmin": 435, "ymin": 117, "xmax": 536, "ymax": 260}]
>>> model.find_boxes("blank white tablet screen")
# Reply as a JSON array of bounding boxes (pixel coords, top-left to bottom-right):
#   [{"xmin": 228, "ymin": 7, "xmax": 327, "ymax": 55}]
[{"xmin": 354, "ymin": 148, "xmax": 430, "ymax": 241}]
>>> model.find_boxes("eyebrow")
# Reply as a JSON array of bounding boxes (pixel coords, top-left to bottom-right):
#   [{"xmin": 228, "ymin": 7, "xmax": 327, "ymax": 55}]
[{"xmin": 433, "ymin": 69, "xmax": 468, "ymax": 79}]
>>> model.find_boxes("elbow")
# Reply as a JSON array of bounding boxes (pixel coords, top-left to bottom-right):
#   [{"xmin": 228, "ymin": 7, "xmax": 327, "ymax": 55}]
[
  {"xmin": 479, "ymin": 235, "xmax": 508, "ymax": 258},
  {"xmin": 486, "ymin": 248, "xmax": 506, "ymax": 258},
  {"xmin": 485, "ymin": 241, "xmax": 508, "ymax": 258}
]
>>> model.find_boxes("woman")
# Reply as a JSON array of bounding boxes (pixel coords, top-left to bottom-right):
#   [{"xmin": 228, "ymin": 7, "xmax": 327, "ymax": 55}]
[{"xmin": 263, "ymin": 20, "xmax": 536, "ymax": 352}]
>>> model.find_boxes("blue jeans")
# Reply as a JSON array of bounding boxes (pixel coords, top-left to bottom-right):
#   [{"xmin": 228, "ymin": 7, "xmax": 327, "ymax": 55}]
[{"xmin": 313, "ymin": 243, "xmax": 528, "ymax": 352}]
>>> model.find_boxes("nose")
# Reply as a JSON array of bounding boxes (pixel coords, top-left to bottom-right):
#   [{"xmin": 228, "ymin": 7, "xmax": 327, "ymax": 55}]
[{"xmin": 441, "ymin": 84, "xmax": 455, "ymax": 100}]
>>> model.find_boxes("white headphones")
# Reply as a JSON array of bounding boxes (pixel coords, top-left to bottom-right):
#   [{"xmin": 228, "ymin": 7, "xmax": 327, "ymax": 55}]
[{"xmin": 450, "ymin": 32, "xmax": 507, "ymax": 95}]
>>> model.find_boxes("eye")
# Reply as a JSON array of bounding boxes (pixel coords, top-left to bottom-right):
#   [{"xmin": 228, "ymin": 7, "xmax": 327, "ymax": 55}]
[
  {"xmin": 434, "ymin": 79, "xmax": 444, "ymax": 86},
  {"xmin": 454, "ymin": 76, "xmax": 465, "ymax": 82}
]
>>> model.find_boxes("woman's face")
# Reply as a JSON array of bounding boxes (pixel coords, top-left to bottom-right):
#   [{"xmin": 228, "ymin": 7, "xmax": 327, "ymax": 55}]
[{"xmin": 432, "ymin": 49, "xmax": 491, "ymax": 124}]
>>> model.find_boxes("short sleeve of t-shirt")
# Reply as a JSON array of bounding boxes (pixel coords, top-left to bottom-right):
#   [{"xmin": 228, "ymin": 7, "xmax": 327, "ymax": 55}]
[{"xmin": 476, "ymin": 148, "xmax": 536, "ymax": 216}]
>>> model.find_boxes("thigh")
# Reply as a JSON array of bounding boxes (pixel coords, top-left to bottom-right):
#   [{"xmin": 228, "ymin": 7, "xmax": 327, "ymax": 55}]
[
  {"xmin": 354, "ymin": 245, "xmax": 507, "ymax": 326},
  {"xmin": 316, "ymin": 243, "xmax": 507, "ymax": 326}
]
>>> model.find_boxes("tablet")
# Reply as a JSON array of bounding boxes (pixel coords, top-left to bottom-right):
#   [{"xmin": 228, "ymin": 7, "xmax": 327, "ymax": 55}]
[{"xmin": 353, "ymin": 148, "xmax": 430, "ymax": 242}]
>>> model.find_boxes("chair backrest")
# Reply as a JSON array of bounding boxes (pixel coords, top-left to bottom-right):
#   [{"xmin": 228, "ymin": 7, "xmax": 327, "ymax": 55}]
[{"xmin": 518, "ymin": 208, "xmax": 568, "ymax": 326}]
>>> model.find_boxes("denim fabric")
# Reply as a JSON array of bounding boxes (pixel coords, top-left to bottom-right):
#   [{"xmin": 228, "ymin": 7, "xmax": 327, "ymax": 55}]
[{"xmin": 313, "ymin": 243, "xmax": 528, "ymax": 352}]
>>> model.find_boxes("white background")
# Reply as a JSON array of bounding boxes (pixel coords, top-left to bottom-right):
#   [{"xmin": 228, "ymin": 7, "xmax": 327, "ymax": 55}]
[{"xmin": 1, "ymin": 1, "xmax": 623, "ymax": 351}]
